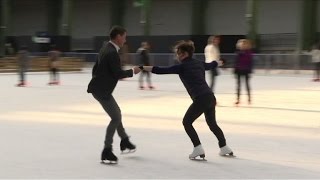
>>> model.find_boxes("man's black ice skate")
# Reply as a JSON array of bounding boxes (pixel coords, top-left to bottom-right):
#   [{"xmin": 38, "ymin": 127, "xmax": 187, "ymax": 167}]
[
  {"xmin": 100, "ymin": 147, "xmax": 118, "ymax": 164},
  {"xmin": 120, "ymin": 137, "xmax": 136, "ymax": 154}
]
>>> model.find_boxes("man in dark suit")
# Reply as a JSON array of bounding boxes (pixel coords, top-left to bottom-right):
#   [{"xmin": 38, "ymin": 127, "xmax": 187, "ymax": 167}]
[{"xmin": 87, "ymin": 26, "xmax": 141, "ymax": 164}]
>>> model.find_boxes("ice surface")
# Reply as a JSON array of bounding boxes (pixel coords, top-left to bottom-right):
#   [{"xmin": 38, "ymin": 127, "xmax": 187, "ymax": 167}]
[{"xmin": 0, "ymin": 69, "xmax": 319, "ymax": 179}]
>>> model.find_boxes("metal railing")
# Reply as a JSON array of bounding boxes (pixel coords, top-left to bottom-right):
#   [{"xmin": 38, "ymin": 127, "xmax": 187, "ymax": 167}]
[
  {"xmin": 28, "ymin": 52, "xmax": 315, "ymax": 72},
  {"xmin": 128, "ymin": 53, "xmax": 314, "ymax": 71}
]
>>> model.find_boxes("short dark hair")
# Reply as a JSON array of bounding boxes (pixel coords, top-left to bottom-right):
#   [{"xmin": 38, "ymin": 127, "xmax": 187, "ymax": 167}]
[
  {"xmin": 109, "ymin": 25, "xmax": 126, "ymax": 40},
  {"xmin": 175, "ymin": 40, "xmax": 195, "ymax": 57}
]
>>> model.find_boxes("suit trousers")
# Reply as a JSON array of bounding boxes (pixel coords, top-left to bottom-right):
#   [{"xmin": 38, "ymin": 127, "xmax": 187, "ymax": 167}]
[{"xmin": 92, "ymin": 93, "xmax": 128, "ymax": 148}]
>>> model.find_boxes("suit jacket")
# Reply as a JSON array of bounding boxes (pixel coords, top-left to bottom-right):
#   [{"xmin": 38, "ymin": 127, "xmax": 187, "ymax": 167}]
[{"xmin": 87, "ymin": 41, "xmax": 133, "ymax": 97}]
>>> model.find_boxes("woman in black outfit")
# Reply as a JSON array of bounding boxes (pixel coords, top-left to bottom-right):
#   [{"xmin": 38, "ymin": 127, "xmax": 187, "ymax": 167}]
[{"xmin": 141, "ymin": 40, "xmax": 233, "ymax": 160}]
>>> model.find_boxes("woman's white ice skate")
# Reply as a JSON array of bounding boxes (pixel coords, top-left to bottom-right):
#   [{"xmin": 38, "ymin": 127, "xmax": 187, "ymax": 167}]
[
  {"xmin": 219, "ymin": 145, "xmax": 235, "ymax": 157},
  {"xmin": 189, "ymin": 144, "xmax": 206, "ymax": 161}
]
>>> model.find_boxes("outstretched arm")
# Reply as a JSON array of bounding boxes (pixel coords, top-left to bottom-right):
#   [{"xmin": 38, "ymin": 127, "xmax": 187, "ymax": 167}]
[
  {"xmin": 140, "ymin": 66, "xmax": 153, "ymax": 72},
  {"xmin": 140, "ymin": 65, "xmax": 181, "ymax": 74},
  {"xmin": 202, "ymin": 61, "xmax": 222, "ymax": 70}
]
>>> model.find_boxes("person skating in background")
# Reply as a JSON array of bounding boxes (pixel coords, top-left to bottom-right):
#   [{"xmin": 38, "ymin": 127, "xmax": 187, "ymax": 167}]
[
  {"xmin": 204, "ymin": 35, "xmax": 221, "ymax": 92},
  {"xmin": 137, "ymin": 41, "xmax": 154, "ymax": 90},
  {"xmin": 309, "ymin": 43, "xmax": 320, "ymax": 81},
  {"xmin": 48, "ymin": 44, "xmax": 61, "ymax": 85},
  {"xmin": 140, "ymin": 40, "xmax": 234, "ymax": 160},
  {"xmin": 16, "ymin": 46, "xmax": 30, "ymax": 87},
  {"xmin": 119, "ymin": 42, "xmax": 129, "ymax": 81},
  {"xmin": 87, "ymin": 26, "xmax": 141, "ymax": 164},
  {"xmin": 234, "ymin": 39, "xmax": 254, "ymax": 105}
]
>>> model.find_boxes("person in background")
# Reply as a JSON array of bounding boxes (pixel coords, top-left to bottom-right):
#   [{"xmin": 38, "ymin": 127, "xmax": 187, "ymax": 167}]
[
  {"xmin": 234, "ymin": 39, "xmax": 254, "ymax": 105},
  {"xmin": 137, "ymin": 41, "xmax": 154, "ymax": 90},
  {"xmin": 16, "ymin": 46, "xmax": 30, "ymax": 87},
  {"xmin": 204, "ymin": 35, "xmax": 221, "ymax": 92},
  {"xmin": 309, "ymin": 43, "xmax": 320, "ymax": 82},
  {"xmin": 48, "ymin": 44, "xmax": 61, "ymax": 85},
  {"xmin": 119, "ymin": 42, "xmax": 129, "ymax": 81}
]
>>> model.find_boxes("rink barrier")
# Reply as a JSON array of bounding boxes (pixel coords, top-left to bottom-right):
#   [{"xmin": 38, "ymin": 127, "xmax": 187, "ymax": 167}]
[
  {"xmin": 0, "ymin": 55, "xmax": 84, "ymax": 73},
  {"xmin": 0, "ymin": 52, "xmax": 314, "ymax": 73}
]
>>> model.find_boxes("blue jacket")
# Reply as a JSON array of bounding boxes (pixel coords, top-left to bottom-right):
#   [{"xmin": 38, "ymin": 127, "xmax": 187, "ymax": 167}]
[{"xmin": 152, "ymin": 57, "xmax": 218, "ymax": 100}]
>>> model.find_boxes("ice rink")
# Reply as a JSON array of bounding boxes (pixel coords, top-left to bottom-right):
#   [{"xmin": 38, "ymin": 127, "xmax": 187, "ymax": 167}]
[{"xmin": 0, "ymin": 68, "xmax": 319, "ymax": 179}]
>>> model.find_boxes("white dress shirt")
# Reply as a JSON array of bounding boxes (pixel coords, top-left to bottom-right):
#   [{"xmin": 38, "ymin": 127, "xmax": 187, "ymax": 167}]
[{"xmin": 109, "ymin": 41, "xmax": 120, "ymax": 52}]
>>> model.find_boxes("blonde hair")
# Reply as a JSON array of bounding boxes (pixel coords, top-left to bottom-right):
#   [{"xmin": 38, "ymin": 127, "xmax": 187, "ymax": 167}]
[{"xmin": 236, "ymin": 39, "xmax": 252, "ymax": 50}]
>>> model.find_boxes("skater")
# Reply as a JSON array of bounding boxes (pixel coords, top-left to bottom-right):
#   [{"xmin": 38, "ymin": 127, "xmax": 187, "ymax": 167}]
[
  {"xmin": 204, "ymin": 35, "xmax": 221, "ymax": 92},
  {"xmin": 140, "ymin": 40, "xmax": 233, "ymax": 160},
  {"xmin": 16, "ymin": 46, "xmax": 30, "ymax": 87},
  {"xmin": 137, "ymin": 41, "xmax": 154, "ymax": 89},
  {"xmin": 233, "ymin": 39, "xmax": 253, "ymax": 105},
  {"xmin": 309, "ymin": 43, "xmax": 320, "ymax": 81},
  {"xmin": 119, "ymin": 42, "xmax": 129, "ymax": 81},
  {"xmin": 87, "ymin": 26, "xmax": 141, "ymax": 164},
  {"xmin": 48, "ymin": 45, "xmax": 61, "ymax": 85}
]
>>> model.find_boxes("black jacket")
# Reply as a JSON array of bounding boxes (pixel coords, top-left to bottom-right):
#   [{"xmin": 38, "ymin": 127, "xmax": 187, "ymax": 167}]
[
  {"xmin": 137, "ymin": 48, "xmax": 150, "ymax": 66},
  {"xmin": 87, "ymin": 42, "xmax": 133, "ymax": 96}
]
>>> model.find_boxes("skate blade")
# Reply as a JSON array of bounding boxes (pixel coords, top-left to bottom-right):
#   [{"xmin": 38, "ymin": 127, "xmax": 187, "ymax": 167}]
[
  {"xmin": 100, "ymin": 160, "xmax": 118, "ymax": 165},
  {"xmin": 221, "ymin": 152, "xmax": 236, "ymax": 158},
  {"xmin": 189, "ymin": 154, "xmax": 206, "ymax": 161},
  {"xmin": 121, "ymin": 149, "xmax": 136, "ymax": 154},
  {"xmin": 189, "ymin": 157, "xmax": 207, "ymax": 161}
]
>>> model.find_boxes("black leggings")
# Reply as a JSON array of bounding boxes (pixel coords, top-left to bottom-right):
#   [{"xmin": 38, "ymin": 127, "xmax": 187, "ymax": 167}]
[
  {"xmin": 236, "ymin": 73, "xmax": 251, "ymax": 101},
  {"xmin": 182, "ymin": 93, "xmax": 226, "ymax": 148}
]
